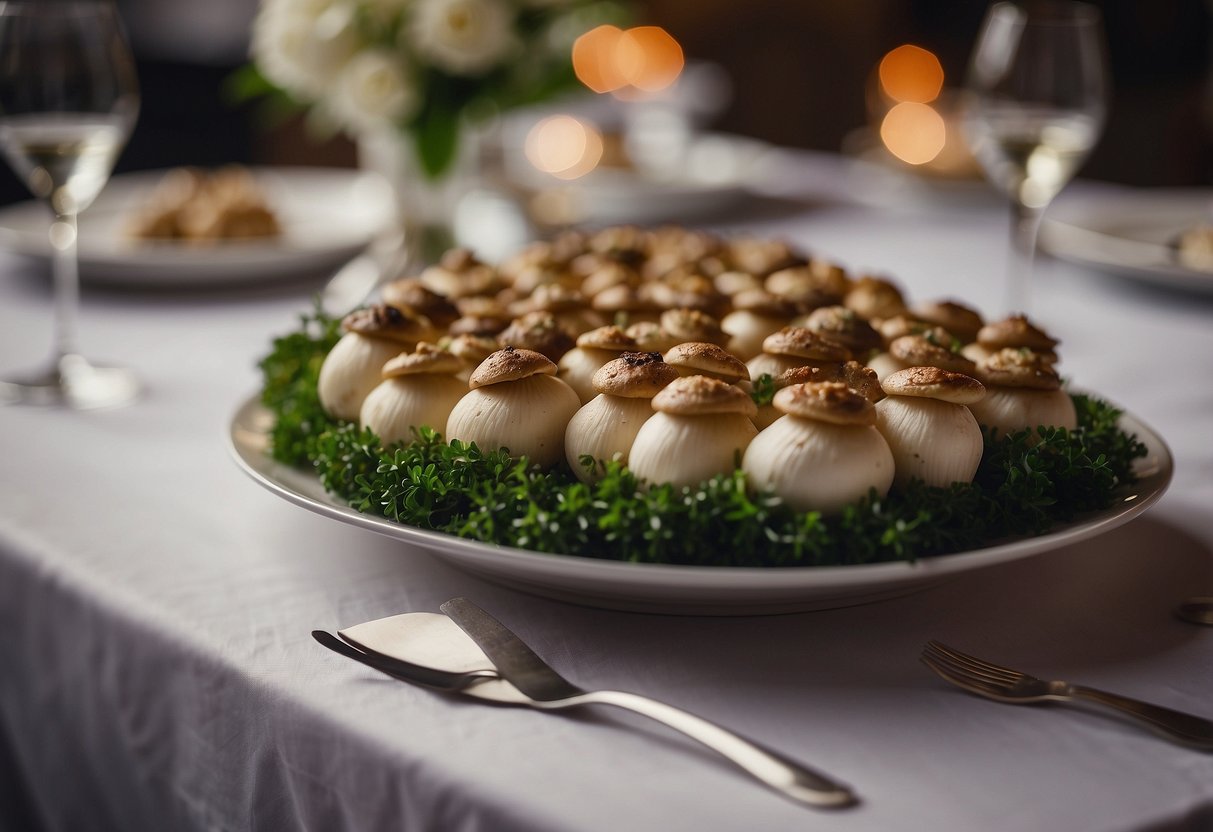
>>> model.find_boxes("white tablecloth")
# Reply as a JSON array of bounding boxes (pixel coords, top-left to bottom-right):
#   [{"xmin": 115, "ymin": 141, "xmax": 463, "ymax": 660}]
[{"xmin": 1, "ymin": 154, "xmax": 1211, "ymax": 832}]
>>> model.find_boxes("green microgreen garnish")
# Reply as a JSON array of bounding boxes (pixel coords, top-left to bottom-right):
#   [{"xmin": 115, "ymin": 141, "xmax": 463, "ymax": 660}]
[{"xmin": 257, "ymin": 311, "xmax": 1148, "ymax": 568}]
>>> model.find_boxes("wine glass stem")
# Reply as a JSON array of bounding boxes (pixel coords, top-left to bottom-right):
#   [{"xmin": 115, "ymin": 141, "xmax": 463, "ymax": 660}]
[
  {"xmin": 50, "ymin": 210, "xmax": 80, "ymax": 363},
  {"xmin": 1007, "ymin": 200, "xmax": 1044, "ymax": 315}
]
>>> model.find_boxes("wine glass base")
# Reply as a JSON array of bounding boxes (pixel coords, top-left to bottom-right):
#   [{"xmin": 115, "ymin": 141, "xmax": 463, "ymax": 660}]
[{"xmin": 0, "ymin": 354, "xmax": 140, "ymax": 410}]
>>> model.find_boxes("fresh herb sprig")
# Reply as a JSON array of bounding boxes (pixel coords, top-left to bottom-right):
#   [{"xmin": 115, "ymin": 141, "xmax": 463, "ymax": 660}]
[{"xmin": 259, "ymin": 314, "xmax": 1148, "ymax": 568}]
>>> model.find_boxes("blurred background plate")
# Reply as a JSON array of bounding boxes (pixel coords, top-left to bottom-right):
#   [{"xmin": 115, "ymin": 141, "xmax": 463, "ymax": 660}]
[
  {"xmin": 1041, "ymin": 189, "xmax": 1213, "ymax": 295},
  {"xmin": 503, "ymin": 130, "xmax": 775, "ymax": 227},
  {"xmin": 0, "ymin": 167, "xmax": 393, "ymax": 288}
]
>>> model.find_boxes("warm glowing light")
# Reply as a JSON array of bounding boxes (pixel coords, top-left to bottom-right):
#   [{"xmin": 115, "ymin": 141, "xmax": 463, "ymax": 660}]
[
  {"xmin": 880, "ymin": 102, "xmax": 947, "ymax": 165},
  {"xmin": 573, "ymin": 25, "xmax": 628, "ymax": 93},
  {"xmin": 524, "ymin": 115, "xmax": 604, "ymax": 180},
  {"xmin": 616, "ymin": 26, "xmax": 684, "ymax": 92},
  {"xmin": 879, "ymin": 44, "xmax": 944, "ymax": 103},
  {"xmin": 573, "ymin": 24, "xmax": 684, "ymax": 95}
]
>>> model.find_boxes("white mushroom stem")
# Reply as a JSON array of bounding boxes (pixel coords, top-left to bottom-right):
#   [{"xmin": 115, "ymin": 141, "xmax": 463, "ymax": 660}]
[
  {"xmin": 969, "ymin": 388, "xmax": 1076, "ymax": 440},
  {"xmin": 629, "ymin": 412, "xmax": 757, "ymax": 490},
  {"xmin": 558, "ymin": 347, "xmax": 621, "ymax": 404},
  {"xmin": 359, "ymin": 375, "xmax": 467, "ymax": 445},
  {"xmin": 866, "ymin": 352, "xmax": 905, "ymax": 382},
  {"xmin": 875, "ymin": 396, "xmax": 984, "ymax": 488},
  {"xmin": 564, "ymin": 395, "xmax": 655, "ymax": 482},
  {"xmin": 743, "ymin": 417, "xmax": 894, "ymax": 513},
  {"xmin": 446, "ymin": 375, "xmax": 580, "ymax": 467},
  {"xmin": 722, "ymin": 311, "xmax": 784, "ymax": 361},
  {"xmin": 317, "ymin": 333, "xmax": 407, "ymax": 421}
]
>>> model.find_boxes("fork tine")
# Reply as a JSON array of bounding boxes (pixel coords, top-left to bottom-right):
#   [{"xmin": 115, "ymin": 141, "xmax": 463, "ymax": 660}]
[
  {"xmin": 925, "ymin": 640, "xmax": 1023, "ymax": 684},
  {"xmin": 920, "ymin": 643, "xmax": 1004, "ymax": 684},
  {"xmin": 919, "ymin": 654, "xmax": 1009, "ymax": 698}
]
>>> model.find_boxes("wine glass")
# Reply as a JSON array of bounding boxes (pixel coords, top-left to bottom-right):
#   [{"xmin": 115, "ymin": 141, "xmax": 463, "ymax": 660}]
[
  {"xmin": 0, "ymin": 1, "xmax": 140, "ymax": 408},
  {"xmin": 963, "ymin": 1, "xmax": 1108, "ymax": 314}
]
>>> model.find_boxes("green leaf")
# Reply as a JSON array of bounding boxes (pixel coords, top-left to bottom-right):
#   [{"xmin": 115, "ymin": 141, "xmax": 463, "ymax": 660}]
[
  {"xmin": 411, "ymin": 106, "xmax": 461, "ymax": 181},
  {"xmin": 257, "ymin": 313, "xmax": 1149, "ymax": 569}
]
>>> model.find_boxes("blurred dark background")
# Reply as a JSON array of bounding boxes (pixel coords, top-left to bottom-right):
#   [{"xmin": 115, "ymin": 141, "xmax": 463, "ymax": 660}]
[{"xmin": 0, "ymin": 0, "xmax": 1209, "ymax": 205}]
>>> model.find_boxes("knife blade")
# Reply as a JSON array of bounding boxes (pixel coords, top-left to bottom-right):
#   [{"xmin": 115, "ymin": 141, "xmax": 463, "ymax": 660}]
[{"xmin": 439, "ymin": 597, "xmax": 858, "ymax": 809}]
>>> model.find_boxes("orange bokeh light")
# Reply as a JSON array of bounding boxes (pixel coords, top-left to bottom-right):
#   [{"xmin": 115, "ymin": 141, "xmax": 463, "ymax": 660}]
[
  {"xmin": 880, "ymin": 102, "xmax": 946, "ymax": 165},
  {"xmin": 878, "ymin": 44, "xmax": 945, "ymax": 103},
  {"xmin": 573, "ymin": 24, "xmax": 684, "ymax": 95},
  {"xmin": 524, "ymin": 115, "xmax": 604, "ymax": 180},
  {"xmin": 573, "ymin": 25, "xmax": 628, "ymax": 94},
  {"xmin": 616, "ymin": 26, "xmax": 684, "ymax": 92}
]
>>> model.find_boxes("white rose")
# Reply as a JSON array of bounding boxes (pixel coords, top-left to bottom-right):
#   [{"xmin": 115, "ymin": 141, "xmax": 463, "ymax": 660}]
[
  {"xmin": 407, "ymin": 0, "xmax": 519, "ymax": 76},
  {"xmin": 252, "ymin": 0, "xmax": 362, "ymax": 99},
  {"xmin": 328, "ymin": 50, "xmax": 419, "ymax": 133}
]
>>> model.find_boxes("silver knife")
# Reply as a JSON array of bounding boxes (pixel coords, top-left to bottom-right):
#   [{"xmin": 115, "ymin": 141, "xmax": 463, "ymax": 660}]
[{"xmin": 440, "ymin": 597, "xmax": 857, "ymax": 809}]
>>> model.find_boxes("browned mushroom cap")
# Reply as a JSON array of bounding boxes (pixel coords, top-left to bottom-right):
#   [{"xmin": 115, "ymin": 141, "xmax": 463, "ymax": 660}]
[
  {"xmin": 726, "ymin": 237, "xmax": 803, "ymax": 276},
  {"xmin": 592, "ymin": 351, "xmax": 681, "ymax": 398},
  {"xmin": 647, "ymin": 274, "xmax": 727, "ymax": 316},
  {"xmin": 882, "ymin": 366, "xmax": 987, "ymax": 405},
  {"xmin": 381, "ymin": 343, "xmax": 464, "ymax": 378},
  {"xmin": 510, "ymin": 283, "xmax": 589, "ymax": 316},
  {"xmin": 591, "ymin": 284, "xmax": 660, "ymax": 316},
  {"xmin": 419, "ymin": 248, "xmax": 500, "ymax": 298},
  {"xmin": 496, "ymin": 310, "xmax": 576, "ymax": 362},
  {"xmin": 664, "ymin": 342, "xmax": 750, "ymax": 383},
  {"xmin": 714, "ymin": 270, "xmax": 764, "ymax": 296},
  {"xmin": 765, "ymin": 266, "xmax": 844, "ymax": 309},
  {"xmin": 844, "ymin": 275, "xmax": 907, "ymax": 321},
  {"xmin": 889, "ymin": 334, "xmax": 978, "ymax": 374},
  {"xmin": 497, "ymin": 239, "xmax": 560, "ymax": 279},
  {"xmin": 774, "ymin": 381, "xmax": 876, "ymax": 426},
  {"xmin": 455, "ymin": 295, "xmax": 508, "ymax": 318},
  {"xmin": 589, "ymin": 225, "xmax": 651, "ymax": 258},
  {"xmin": 576, "ymin": 325, "xmax": 638, "ymax": 351},
  {"xmin": 625, "ymin": 321, "xmax": 680, "ymax": 353},
  {"xmin": 976, "ymin": 348, "xmax": 1063, "ymax": 390},
  {"xmin": 381, "ymin": 279, "xmax": 461, "ymax": 329},
  {"xmin": 341, "ymin": 304, "xmax": 436, "ymax": 345},
  {"xmin": 659, "ymin": 308, "xmax": 729, "ymax": 347},
  {"xmin": 449, "ymin": 315, "xmax": 509, "ymax": 337},
  {"xmin": 648, "ymin": 226, "xmax": 723, "ymax": 262},
  {"xmin": 762, "ymin": 326, "xmax": 852, "ymax": 362},
  {"xmin": 508, "ymin": 264, "xmax": 567, "ymax": 295},
  {"xmin": 443, "ymin": 333, "xmax": 499, "ymax": 365},
  {"xmin": 877, "ymin": 315, "xmax": 950, "ymax": 345},
  {"xmin": 581, "ymin": 261, "xmax": 641, "ymax": 297},
  {"xmin": 774, "ymin": 360, "xmax": 884, "ymax": 403},
  {"xmin": 469, "ymin": 346, "xmax": 557, "ymax": 388},
  {"xmin": 976, "ymin": 315, "xmax": 1060, "ymax": 355},
  {"xmin": 730, "ymin": 289, "xmax": 799, "ymax": 319},
  {"xmin": 651, "ymin": 375, "xmax": 758, "ymax": 417},
  {"xmin": 802, "ymin": 305, "xmax": 883, "ymax": 355},
  {"xmin": 910, "ymin": 299, "xmax": 984, "ymax": 343}
]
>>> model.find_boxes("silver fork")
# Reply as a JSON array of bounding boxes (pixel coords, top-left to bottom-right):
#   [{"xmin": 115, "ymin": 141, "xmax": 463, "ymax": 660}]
[{"xmin": 921, "ymin": 640, "xmax": 1213, "ymax": 750}]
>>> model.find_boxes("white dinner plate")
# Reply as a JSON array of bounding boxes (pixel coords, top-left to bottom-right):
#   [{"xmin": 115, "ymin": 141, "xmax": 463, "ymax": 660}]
[
  {"xmin": 0, "ymin": 167, "xmax": 394, "ymax": 287},
  {"xmin": 228, "ymin": 394, "xmax": 1172, "ymax": 615},
  {"xmin": 1040, "ymin": 189, "xmax": 1213, "ymax": 295}
]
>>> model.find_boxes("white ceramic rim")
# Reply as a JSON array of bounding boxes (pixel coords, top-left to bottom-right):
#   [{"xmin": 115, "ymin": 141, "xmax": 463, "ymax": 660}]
[
  {"xmin": 0, "ymin": 166, "xmax": 394, "ymax": 287},
  {"xmin": 227, "ymin": 393, "xmax": 1172, "ymax": 613}
]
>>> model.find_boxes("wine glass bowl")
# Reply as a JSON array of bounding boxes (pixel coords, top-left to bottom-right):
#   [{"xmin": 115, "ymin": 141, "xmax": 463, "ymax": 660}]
[
  {"xmin": 0, "ymin": 1, "xmax": 140, "ymax": 409},
  {"xmin": 963, "ymin": 1, "xmax": 1108, "ymax": 313}
]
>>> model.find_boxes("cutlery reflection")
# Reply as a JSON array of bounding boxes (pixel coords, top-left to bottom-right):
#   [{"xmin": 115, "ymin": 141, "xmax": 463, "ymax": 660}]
[
  {"xmin": 440, "ymin": 598, "xmax": 857, "ymax": 809},
  {"xmin": 921, "ymin": 640, "xmax": 1213, "ymax": 749}
]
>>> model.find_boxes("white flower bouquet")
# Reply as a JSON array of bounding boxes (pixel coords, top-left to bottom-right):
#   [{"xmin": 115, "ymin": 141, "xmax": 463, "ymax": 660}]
[{"xmin": 244, "ymin": 0, "xmax": 628, "ymax": 179}]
